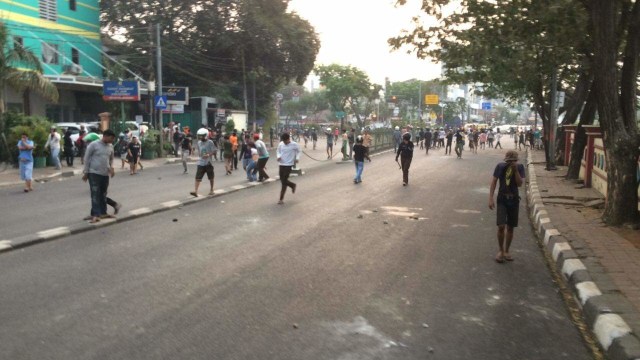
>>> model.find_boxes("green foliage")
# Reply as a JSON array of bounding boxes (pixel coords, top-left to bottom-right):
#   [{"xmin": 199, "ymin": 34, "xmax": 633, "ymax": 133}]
[
  {"xmin": 7, "ymin": 115, "xmax": 53, "ymax": 158},
  {"xmin": 225, "ymin": 119, "xmax": 236, "ymax": 133}
]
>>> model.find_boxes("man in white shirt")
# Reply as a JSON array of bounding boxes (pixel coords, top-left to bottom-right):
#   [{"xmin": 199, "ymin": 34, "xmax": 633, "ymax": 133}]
[
  {"xmin": 276, "ymin": 133, "xmax": 300, "ymax": 204},
  {"xmin": 45, "ymin": 126, "xmax": 62, "ymax": 170}
]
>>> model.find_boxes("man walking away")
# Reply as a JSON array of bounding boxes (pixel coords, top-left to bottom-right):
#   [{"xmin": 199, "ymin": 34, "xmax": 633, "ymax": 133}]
[
  {"xmin": 63, "ymin": 129, "xmax": 74, "ymax": 167},
  {"xmin": 352, "ymin": 135, "xmax": 370, "ymax": 184},
  {"xmin": 82, "ymin": 129, "xmax": 120, "ymax": 223},
  {"xmin": 45, "ymin": 126, "xmax": 61, "ymax": 170},
  {"xmin": 445, "ymin": 130, "xmax": 453, "ymax": 155},
  {"xmin": 190, "ymin": 128, "xmax": 215, "ymax": 197},
  {"xmin": 277, "ymin": 133, "xmax": 300, "ymax": 204},
  {"xmin": 424, "ymin": 128, "xmax": 432, "ymax": 154},
  {"xmin": 173, "ymin": 127, "xmax": 183, "ymax": 157},
  {"xmin": 181, "ymin": 132, "xmax": 193, "ymax": 174},
  {"xmin": 254, "ymin": 133, "xmax": 270, "ymax": 181},
  {"xmin": 495, "ymin": 129, "xmax": 503, "ymax": 149},
  {"xmin": 489, "ymin": 150, "xmax": 525, "ymax": 263},
  {"xmin": 454, "ymin": 127, "xmax": 465, "ymax": 159},
  {"xmin": 396, "ymin": 133, "xmax": 414, "ymax": 186},
  {"xmin": 311, "ymin": 128, "xmax": 318, "ymax": 150}
]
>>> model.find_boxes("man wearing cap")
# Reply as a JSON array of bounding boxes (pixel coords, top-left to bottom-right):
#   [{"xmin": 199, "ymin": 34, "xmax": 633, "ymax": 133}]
[{"xmin": 489, "ymin": 150, "xmax": 525, "ymax": 263}]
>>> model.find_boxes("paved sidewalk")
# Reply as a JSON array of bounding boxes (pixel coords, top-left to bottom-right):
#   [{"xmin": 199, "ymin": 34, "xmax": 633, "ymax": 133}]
[{"xmin": 527, "ymin": 149, "xmax": 640, "ymax": 359}]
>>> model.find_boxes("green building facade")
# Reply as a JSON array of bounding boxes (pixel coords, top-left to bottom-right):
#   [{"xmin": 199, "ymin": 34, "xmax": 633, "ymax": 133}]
[{"xmin": 0, "ymin": 0, "xmax": 105, "ymax": 122}]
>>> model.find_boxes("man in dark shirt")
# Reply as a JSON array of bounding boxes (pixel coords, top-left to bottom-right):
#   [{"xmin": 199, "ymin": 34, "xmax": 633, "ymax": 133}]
[
  {"xmin": 489, "ymin": 150, "xmax": 525, "ymax": 263},
  {"xmin": 423, "ymin": 128, "xmax": 432, "ymax": 155},
  {"xmin": 445, "ymin": 130, "xmax": 454, "ymax": 155},
  {"xmin": 352, "ymin": 135, "xmax": 370, "ymax": 184},
  {"xmin": 454, "ymin": 128, "xmax": 465, "ymax": 159},
  {"xmin": 395, "ymin": 133, "xmax": 414, "ymax": 186}
]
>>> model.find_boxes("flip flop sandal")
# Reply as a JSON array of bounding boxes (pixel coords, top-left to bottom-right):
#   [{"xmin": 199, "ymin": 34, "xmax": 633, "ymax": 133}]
[
  {"xmin": 495, "ymin": 255, "xmax": 505, "ymax": 263},
  {"xmin": 504, "ymin": 255, "xmax": 514, "ymax": 262}
]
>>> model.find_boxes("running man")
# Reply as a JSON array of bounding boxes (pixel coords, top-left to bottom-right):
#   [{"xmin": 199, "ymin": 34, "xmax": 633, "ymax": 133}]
[{"xmin": 276, "ymin": 133, "xmax": 300, "ymax": 204}]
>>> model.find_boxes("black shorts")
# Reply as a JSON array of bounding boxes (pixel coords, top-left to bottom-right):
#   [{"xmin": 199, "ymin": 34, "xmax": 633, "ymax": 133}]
[
  {"xmin": 195, "ymin": 164, "xmax": 214, "ymax": 181},
  {"xmin": 327, "ymin": 143, "xmax": 333, "ymax": 150},
  {"xmin": 496, "ymin": 196, "xmax": 520, "ymax": 228}
]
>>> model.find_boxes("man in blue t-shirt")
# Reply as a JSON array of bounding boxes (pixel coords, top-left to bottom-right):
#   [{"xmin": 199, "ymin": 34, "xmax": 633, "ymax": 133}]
[{"xmin": 489, "ymin": 150, "xmax": 525, "ymax": 263}]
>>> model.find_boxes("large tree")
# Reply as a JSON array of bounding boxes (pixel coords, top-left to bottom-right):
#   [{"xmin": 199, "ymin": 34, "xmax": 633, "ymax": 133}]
[
  {"xmin": 314, "ymin": 64, "xmax": 381, "ymax": 129},
  {"xmin": 100, "ymin": 0, "xmax": 319, "ymax": 121},
  {"xmin": 390, "ymin": 0, "xmax": 640, "ymax": 226}
]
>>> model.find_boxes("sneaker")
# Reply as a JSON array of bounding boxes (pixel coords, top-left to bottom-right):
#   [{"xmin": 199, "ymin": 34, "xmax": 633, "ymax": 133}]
[
  {"xmin": 208, "ymin": 191, "xmax": 215, "ymax": 196},
  {"xmin": 114, "ymin": 202, "xmax": 122, "ymax": 215},
  {"xmin": 277, "ymin": 200, "xmax": 284, "ymax": 205},
  {"xmin": 190, "ymin": 191, "xmax": 198, "ymax": 197}
]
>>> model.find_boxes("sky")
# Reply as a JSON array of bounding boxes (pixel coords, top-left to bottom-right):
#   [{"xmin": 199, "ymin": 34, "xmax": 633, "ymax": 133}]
[{"xmin": 287, "ymin": 0, "xmax": 442, "ymax": 87}]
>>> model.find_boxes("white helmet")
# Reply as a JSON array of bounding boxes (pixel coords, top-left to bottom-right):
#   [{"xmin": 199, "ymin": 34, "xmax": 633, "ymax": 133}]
[
  {"xmin": 327, "ymin": 127, "xmax": 332, "ymax": 132},
  {"xmin": 197, "ymin": 128, "xmax": 208, "ymax": 136},
  {"xmin": 395, "ymin": 126, "xmax": 399, "ymax": 130}
]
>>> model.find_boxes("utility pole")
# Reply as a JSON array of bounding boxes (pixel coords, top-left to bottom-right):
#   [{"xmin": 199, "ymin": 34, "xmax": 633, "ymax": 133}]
[
  {"xmin": 548, "ymin": 68, "xmax": 558, "ymax": 170},
  {"xmin": 156, "ymin": 24, "xmax": 164, "ymax": 157}
]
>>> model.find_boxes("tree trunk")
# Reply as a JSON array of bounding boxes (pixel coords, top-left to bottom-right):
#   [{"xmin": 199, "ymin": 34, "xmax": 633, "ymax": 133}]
[
  {"xmin": 588, "ymin": 0, "xmax": 640, "ymax": 226},
  {"xmin": 555, "ymin": 71, "xmax": 593, "ymax": 165},
  {"xmin": 566, "ymin": 85, "xmax": 597, "ymax": 179}
]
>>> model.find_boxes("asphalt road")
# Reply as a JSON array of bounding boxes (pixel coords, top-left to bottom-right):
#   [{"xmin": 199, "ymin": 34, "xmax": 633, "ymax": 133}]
[{"xmin": 0, "ymin": 145, "xmax": 594, "ymax": 359}]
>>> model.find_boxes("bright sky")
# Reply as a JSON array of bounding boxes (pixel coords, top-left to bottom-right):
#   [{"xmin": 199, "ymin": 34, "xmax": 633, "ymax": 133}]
[{"xmin": 287, "ymin": 0, "xmax": 442, "ymax": 86}]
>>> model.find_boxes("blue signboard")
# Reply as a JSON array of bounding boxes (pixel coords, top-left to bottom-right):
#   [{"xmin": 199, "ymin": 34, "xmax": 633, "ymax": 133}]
[
  {"xmin": 481, "ymin": 102, "xmax": 492, "ymax": 110},
  {"xmin": 154, "ymin": 95, "xmax": 168, "ymax": 109},
  {"xmin": 162, "ymin": 86, "xmax": 189, "ymax": 105},
  {"xmin": 103, "ymin": 81, "xmax": 140, "ymax": 101}
]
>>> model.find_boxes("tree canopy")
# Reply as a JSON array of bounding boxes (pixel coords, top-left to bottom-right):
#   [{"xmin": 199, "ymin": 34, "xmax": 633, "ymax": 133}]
[{"xmin": 100, "ymin": 0, "xmax": 320, "ymax": 121}]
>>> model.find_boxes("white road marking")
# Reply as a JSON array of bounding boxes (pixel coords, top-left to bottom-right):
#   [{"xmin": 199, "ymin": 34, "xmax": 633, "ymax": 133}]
[
  {"xmin": 37, "ymin": 227, "xmax": 71, "ymax": 239},
  {"xmin": 213, "ymin": 189, "xmax": 226, "ymax": 194},
  {"xmin": 231, "ymin": 185, "xmax": 247, "ymax": 190},
  {"xmin": 454, "ymin": 209, "xmax": 481, "ymax": 214},
  {"xmin": 129, "ymin": 207, "xmax": 153, "ymax": 216}
]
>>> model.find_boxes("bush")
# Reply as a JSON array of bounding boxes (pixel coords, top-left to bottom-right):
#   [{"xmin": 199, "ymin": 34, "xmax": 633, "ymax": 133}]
[{"xmin": 6, "ymin": 115, "xmax": 53, "ymax": 159}]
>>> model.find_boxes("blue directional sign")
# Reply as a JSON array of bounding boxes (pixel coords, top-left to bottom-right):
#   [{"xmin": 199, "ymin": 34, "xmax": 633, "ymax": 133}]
[
  {"xmin": 103, "ymin": 81, "xmax": 140, "ymax": 101},
  {"xmin": 481, "ymin": 102, "xmax": 492, "ymax": 110},
  {"xmin": 154, "ymin": 95, "xmax": 168, "ymax": 109}
]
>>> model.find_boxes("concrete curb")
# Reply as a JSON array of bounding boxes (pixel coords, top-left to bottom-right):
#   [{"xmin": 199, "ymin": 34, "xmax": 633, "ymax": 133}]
[{"xmin": 525, "ymin": 150, "xmax": 640, "ymax": 359}]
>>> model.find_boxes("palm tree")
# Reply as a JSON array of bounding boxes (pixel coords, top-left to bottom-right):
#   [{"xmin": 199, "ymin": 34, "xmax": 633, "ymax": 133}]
[{"xmin": 0, "ymin": 22, "xmax": 58, "ymax": 116}]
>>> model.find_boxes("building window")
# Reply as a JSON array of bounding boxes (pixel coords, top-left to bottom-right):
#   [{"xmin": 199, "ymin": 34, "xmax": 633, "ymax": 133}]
[
  {"xmin": 13, "ymin": 36, "xmax": 23, "ymax": 50},
  {"xmin": 70, "ymin": 0, "xmax": 76, "ymax": 11},
  {"xmin": 39, "ymin": 0, "xmax": 57, "ymax": 22},
  {"xmin": 41, "ymin": 42, "xmax": 59, "ymax": 64},
  {"xmin": 71, "ymin": 48, "xmax": 80, "ymax": 65}
]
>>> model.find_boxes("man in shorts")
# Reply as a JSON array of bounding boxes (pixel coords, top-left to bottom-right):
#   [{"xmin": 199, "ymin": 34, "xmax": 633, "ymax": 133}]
[
  {"xmin": 325, "ymin": 127, "xmax": 333, "ymax": 159},
  {"xmin": 190, "ymin": 128, "xmax": 215, "ymax": 197},
  {"xmin": 489, "ymin": 150, "xmax": 525, "ymax": 263}
]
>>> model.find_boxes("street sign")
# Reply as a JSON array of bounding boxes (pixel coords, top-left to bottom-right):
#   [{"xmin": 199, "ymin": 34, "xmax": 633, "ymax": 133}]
[
  {"xmin": 154, "ymin": 95, "xmax": 167, "ymax": 109},
  {"xmin": 556, "ymin": 91, "xmax": 565, "ymax": 107},
  {"xmin": 425, "ymin": 94, "xmax": 439, "ymax": 105},
  {"xmin": 217, "ymin": 109, "xmax": 226, "ymax": 117},
  {"xmin": 162, "ymin": 86, "xmax": 189, "ymax": 105},
  {"xmin": 162, "ymin": 104, "xmax": 184, "ymax": 114},
  {"xmin": 481, "ymin": 102, "xmax": 492, "ymax": 110},
  {"xmin": 103, "ymin": 81, "xmax": 140, "ymax": 101},
  {"xmin": 335, "ymin": 111, "xmax": 345, "ymax": 118}
]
